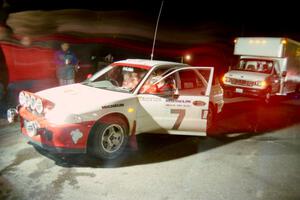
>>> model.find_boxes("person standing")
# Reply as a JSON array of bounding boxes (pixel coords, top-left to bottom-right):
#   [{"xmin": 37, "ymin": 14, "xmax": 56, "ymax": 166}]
[{"xmin": 55, "ymin": 43, "xmax": 78, "ymax": 85}]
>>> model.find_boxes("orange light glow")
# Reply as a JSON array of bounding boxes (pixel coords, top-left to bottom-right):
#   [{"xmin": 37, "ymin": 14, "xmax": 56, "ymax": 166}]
[
  {"xmin": 185, "ymin": 54, "xmax": 191, "ymax": 61},
  {"xmin": 222, "ymin": 75, "xmax": 227, "ymax": 83},
  {"xmin": 261, "ymin": 80, "xmax": 267, "ymax": 88},
  {"xmin": 281, "ymin": 39, "xmax": 287, "ymax": 44}
]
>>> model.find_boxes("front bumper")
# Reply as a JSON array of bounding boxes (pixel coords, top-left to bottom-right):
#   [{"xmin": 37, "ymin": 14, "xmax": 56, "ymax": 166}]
[
  {"xmin": 16, "ymin": 107, "xmax": 94, "ymax": 154},
  {"xmin": 223, "ymin": 85, "xmax": 268, "ymax": 97}
]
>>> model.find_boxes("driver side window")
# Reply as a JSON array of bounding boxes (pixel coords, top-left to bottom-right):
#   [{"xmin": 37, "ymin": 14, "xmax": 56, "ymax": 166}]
[
  {"xmin": 178, "ymin": 69, "xmax": 207, "ymax": 96},
  {"xmin": 139, "ymin": 68, "xmax": 176, "ymax": 95},
  {"xmin": 139, "ymin": 68, "xmax": 209, "ymax": 97}
]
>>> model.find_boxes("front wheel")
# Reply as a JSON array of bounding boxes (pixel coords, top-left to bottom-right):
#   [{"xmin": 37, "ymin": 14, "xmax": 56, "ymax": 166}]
[{"xmin": 90, "ymin": 118, "xmax": 129, "ymax": 160}]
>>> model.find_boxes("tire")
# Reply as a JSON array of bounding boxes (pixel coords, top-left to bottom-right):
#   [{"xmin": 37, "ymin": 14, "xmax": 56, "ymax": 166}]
[
  {"xmin": 224, "ymin": 90, "xmax": 234, "ymax": 98},
  {"xmin": 90, "ymin": 117, "xmax": 129, "ymax": 160},
  {"xmin": 296, "ymin": 84, "xmax": 300, "ymax": 93}
]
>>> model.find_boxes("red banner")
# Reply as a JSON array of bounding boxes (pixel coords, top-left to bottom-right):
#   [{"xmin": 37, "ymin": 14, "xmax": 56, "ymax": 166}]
[{"xmin": 1, "ymin": 44, "xmax": 56, "ymax": 82}]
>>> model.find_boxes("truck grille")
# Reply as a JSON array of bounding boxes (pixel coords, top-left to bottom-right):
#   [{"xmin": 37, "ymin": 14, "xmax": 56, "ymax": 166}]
[{"xmin": 230, "ymin": 78, "xmax": 254, "ymax": 86}]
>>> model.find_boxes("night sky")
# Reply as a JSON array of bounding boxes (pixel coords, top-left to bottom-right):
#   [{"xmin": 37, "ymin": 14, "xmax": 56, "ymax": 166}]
[{"xmin": 4, "ymin": 0, "xmax": 300, "ymax": 41}]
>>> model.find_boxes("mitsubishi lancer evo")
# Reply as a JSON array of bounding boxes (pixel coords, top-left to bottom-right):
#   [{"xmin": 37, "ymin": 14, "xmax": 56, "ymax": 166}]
[{"xmin": 8, "ymin": 59, "xmax": 223, "ymax": 160}]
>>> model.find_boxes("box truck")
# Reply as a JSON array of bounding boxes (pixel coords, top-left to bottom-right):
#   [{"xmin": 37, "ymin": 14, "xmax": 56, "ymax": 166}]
[{"xmin": 222, "ymin": 37, "xmax": 300, "ymax": 102}]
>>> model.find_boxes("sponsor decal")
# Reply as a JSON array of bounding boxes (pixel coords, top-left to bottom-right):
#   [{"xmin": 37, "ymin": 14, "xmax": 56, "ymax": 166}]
[
  {"xmin": 166, "ymin": 99, "xmax": 191, "ymax": 103},
  {"xmin": 201, "ymin": 110, "xmax": 208, "ymax": 120},
  {"xmin": 166, "ymin": 99, "xmax": 191, "ymax": 107},
  {"xmin": 139, "ymin": 96, "xmax": 162, "ymax": 102},
  {"xmin": 70, "ymin": 129, "xmax": 83, "ymax": 144},
  {"xmin": 122, "ymin": 67, "xmax": 134, "ymax": 72},
  {"xmin": 171, "ymin": 109, "xmax": 186, "ymax": 130},
  {"xmin": 102, "ymin": 103, "xmax": 124, "ymax": 109}
]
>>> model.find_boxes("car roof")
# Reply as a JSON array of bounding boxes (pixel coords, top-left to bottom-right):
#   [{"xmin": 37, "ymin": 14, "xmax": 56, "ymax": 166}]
[{"xmin": 114, "ymin": 59, "xmax": 186, "ymax": 68}]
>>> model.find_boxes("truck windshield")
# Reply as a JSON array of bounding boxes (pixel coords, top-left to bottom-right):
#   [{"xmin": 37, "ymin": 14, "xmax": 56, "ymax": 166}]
[
  {"xmin": 233, "ymin": 59, "xmax": 273, "ymax": 74},
  {"xmin": 82, "ymin": 65, "xmax": 149, "ymax": 93}
]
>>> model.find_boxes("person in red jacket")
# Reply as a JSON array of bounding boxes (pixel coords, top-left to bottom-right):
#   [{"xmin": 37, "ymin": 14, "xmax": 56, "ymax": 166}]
[{"xmin": 140, "ymin": 69, "xmax": 176, "ymax": 94}]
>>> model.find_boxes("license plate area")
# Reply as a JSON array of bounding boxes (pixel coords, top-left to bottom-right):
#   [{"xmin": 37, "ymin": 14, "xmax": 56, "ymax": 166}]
[{"xmin": 236, "ymin": 88, "xmax": 243, "ymax": 93}]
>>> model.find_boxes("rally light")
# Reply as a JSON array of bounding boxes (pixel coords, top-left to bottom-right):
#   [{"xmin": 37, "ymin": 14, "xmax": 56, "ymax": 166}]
[
  {"xmin": 35, "ymin": 98, "xmax": 43, "ymax": 114},
  {"xmin": 19, "ymin": 91, "xmax": 54, "ymax": 114},
  {"xmin": 24, "ymin": 93, "xmax": 31, "ymax": 108},
  {"xmin": 30, "ymin": 95, "xmax": 36, "ymax": 110},
  {"xmin": 19, "ymin": 92, "xmax": 26, "ymax": 106}
]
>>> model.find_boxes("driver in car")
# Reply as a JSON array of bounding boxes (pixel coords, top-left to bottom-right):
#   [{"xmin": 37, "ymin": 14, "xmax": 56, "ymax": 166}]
[
  {"xmin": 140, "ymin": 69, "xmax": 176, "ymax": 94},
  {"xmin": 107, "ymin": 67, "xmax": 123, "ymax": 86}
]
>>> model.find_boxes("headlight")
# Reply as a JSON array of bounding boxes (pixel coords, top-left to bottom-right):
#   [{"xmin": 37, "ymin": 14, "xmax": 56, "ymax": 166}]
[
  {"xmin": 255, "ymin": 80, "xmax": 267, "ymax": 88},
  {"xmin": 30, "ymin": 95, "xmax": 36, "ymax": 110},
  {"xmin": 222, "ymin": 76, "xmax": 230, "ymax": 83},
  {"xmin": 35, "ymin": 98, "xmax": 43, "ymax": 114},
  {"xmin": 19, "ymin": 92, "xmax": 26, "ymax": 106},
  {"xmin": 24, "ymin": 93, "xmax": 31, "ymax": 108}
]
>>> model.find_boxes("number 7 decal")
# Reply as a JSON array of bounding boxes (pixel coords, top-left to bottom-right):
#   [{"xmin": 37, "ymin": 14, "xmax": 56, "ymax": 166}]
[{"xmin": 171, "ymin": 109, "xmax": 186, "ymax": 130}]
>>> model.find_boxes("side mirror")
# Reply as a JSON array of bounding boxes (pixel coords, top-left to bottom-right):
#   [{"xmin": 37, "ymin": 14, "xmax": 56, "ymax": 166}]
[
  {"xmin": 282, "ymin": 71, "xmax": 287, "ymax": 77},
  {"xmin": 172, "ymin": 88, "xmax": 180, "ymax": 99}
]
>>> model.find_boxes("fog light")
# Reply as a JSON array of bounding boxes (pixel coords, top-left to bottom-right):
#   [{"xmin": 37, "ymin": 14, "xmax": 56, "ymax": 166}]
[{"xmin": 7, "ymin": 108, "xmax": 18, "ymax": 123}]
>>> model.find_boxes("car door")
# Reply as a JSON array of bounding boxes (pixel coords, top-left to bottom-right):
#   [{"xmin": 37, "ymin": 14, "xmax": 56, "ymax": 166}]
[
  {"xmin": 271, "ymin": 61, "xmax": 281, "ymax": 93},
  {"xmin": 136, "ymin": 67, "xmax": 214, "ymax": 136}
]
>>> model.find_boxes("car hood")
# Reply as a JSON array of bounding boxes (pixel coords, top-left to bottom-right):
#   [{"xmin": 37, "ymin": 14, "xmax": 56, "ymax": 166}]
[
  {"xmin": 226, "ymin": 70, "xmax": 269, "ymax": 81},
  {"xmin": 36, "ymin": 83, "xmax": 134, "ymax": 114}
]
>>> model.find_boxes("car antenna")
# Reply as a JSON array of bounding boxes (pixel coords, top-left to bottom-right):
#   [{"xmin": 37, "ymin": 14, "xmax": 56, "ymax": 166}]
[{"xmin": 150, "ymin": 0, "xmax": 164, "ymax": 60}]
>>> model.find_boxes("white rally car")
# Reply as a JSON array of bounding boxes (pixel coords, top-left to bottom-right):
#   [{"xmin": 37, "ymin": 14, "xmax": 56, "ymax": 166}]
[{"xmin": 8, "ymin": 59, "xmax": 223, "ymax": 160}]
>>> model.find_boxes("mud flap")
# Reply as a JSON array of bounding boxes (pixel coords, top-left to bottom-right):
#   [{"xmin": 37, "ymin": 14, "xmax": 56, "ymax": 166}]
[{"xmin": 129, "ymin": 120, "xmax": 138, "ymax": 151}]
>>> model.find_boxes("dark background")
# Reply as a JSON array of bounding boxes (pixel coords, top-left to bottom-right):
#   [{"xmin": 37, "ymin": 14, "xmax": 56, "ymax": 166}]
[{"xmin": 3, "ymin": 0, "xmax": 300, "ymax": 41}]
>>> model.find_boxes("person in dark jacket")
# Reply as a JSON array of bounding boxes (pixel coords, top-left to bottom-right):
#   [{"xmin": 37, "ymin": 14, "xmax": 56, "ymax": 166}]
[{"xmin": 55, "ymin": 43, "xmax": 78, "ymax": 85}]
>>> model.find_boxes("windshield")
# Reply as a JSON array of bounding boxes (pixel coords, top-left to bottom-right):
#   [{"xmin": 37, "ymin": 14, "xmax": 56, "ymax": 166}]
[
  {"xmin": 82, "ymin": 64, "xmax": 149, "ymax": 93},
  {"xmin": 232, "ymin": 59, "xmax": 274, "ymax": 74}
]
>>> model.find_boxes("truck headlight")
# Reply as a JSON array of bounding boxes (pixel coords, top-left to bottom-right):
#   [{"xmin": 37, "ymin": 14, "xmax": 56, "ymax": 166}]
[
  {"xmin": 222, "ymin": 76, "xmax": 230, "ymax": 83},
  {"xmin": 255, "ymin": 80, "xmax": 267, "ymax": 88}
]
